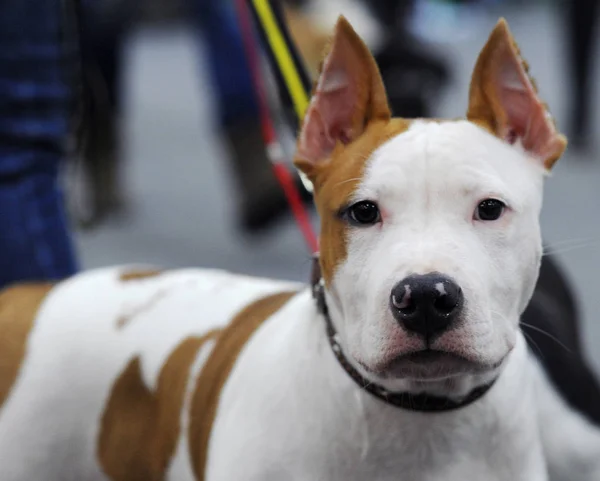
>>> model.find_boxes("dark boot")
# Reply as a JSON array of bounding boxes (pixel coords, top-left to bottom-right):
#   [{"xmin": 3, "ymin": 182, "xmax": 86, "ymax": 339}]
[
  {"xmin": 73, "ymin": 59, "xmax": 126, "ymax": 229},
  {"xmin": 223, "ymin": 120, "xmax": 312, "ymax": 233},
  {"xmin": 74, "ymin": 0, "xmax": 130, "ymax": 228}
]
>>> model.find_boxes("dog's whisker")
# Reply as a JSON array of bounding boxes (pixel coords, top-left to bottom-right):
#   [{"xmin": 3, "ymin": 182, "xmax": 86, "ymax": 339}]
[
  {"xmin": 544, "ymin": 236, "xmax": 595, "ymax": 248},
  {"xmin": 543, "ymin": 238, "xmax": 597, "ymax": 252},
  {"xmin": 543, "ymin": 239, "xmax": 598, "ymax": 251},
  {"xmin": 521, "ymin": 329, "xmax": 545, "ymax": 361},
  {"xmin": 542, "ymin": 244, "xmax": 600, "ymax": 257},
  {"xmin": 542, "ymin": 238, "xmax": 600, "ymax": 256},
  {"xmin": 519, "ymin": 321, "xmax": 573, "ymax": 354},
  {"xmin": 333, "ymin": 177, "xmax": 363, "ymax": 188},
  {"xmin": 488, "ymin": 304, "xmax": 572, "ymax": 358}
]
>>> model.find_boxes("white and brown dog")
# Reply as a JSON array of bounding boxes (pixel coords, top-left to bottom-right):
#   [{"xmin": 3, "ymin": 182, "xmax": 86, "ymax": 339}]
[{"xmin": 1, "ymin": 17, "xmax": 600, "ymax": 481}]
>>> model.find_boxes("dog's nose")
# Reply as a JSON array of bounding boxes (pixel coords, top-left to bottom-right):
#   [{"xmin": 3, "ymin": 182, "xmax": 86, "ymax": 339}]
[{"xmin": 390, "ymin": 273, "xmax": 463, "ymax": 340}]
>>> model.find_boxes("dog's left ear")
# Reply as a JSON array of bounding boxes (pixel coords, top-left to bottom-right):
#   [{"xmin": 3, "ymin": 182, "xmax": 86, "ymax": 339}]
[{"xmin": 467, "ymin": 19, "xmax": 567, "ymax": 169}]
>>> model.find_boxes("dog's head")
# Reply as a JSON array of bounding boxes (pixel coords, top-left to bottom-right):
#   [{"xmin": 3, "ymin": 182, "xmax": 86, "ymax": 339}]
[{"xmin": 295, "ymin": 18, "xmax": 566, "ymax": 397}]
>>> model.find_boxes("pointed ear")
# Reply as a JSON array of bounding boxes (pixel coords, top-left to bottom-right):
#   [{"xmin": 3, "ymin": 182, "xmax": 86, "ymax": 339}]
[
  {"xmin": 467, "ymin": 19, "xmax": 567, "ymax": 169},
  {"xmin": 294, "ymin": 16, "xmax": 391, "ymax": 177}
]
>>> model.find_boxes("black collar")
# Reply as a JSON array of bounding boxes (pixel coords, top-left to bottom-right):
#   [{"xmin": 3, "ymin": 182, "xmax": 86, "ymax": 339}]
[{"xmin": 310, "ymin": 255, "xmax": 496, "ymax": 413}]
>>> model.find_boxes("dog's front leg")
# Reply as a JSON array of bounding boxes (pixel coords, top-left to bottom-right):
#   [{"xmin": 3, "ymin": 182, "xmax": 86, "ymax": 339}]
[{"xmin": 532, "ymin": 357, "xmax": 600, "ymax": 480}]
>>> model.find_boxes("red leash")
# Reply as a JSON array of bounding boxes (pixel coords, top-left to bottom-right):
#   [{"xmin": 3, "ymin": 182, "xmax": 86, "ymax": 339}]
[{"xmin": 235, "ymin": 0, "xmax": 319, "ymax": 253}]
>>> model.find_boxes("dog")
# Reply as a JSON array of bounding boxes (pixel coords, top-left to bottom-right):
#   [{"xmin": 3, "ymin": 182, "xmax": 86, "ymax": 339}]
[{"xmin": 1, "ymin": 17, "xmax": 600, "ymax": 481}]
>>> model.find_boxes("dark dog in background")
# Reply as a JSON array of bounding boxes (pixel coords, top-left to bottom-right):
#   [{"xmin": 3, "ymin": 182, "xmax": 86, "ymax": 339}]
[{"xmin": 524, "ymin": 255, "xmax": 600, "ymax": 425}]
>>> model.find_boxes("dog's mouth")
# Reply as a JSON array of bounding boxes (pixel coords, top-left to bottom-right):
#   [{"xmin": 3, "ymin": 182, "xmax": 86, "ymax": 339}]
[{"xmin": 363, "ymin": 349, "xmax": 502, "ymax": 382}]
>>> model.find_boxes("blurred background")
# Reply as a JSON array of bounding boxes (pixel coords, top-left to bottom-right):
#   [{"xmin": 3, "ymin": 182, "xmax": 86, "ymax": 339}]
[{"xmin": 1, "ymin": 0, "xmax": 599, "ymax": 367}]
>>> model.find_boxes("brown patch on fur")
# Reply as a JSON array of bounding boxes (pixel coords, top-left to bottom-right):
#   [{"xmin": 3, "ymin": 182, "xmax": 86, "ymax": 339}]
[
  {"xmin": 0, "ymin": 283, "xmax": 54, "ymax": 409},
  {"xmin": 293, "ymin": 17, "xmax": 412, "ymax": 284},
  {"xmin": 116, "ymin": 288, "xmax": 170, "ymax": 329},
  {"xmin": 98, "ymin": 331, "xmax": 219, "ymax": 481},
  {"xmin": 188, "ymin": 291, "xmax": 297, "ymax": 481},
  {"xmin": 466, "ymin": 18, "xmax": 566, "ymax": 168},
  {"xmin": 119, "ymin": 269, "xmax": 162, "ymax": 282},
  {"xmin": 312, "ymin": 119, "xmax": 413, "ymax": 285}
]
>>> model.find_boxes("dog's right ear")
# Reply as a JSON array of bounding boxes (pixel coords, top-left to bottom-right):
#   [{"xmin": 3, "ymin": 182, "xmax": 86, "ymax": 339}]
[{"xmin": 294, "ymin": 16, "xmax": 391, "ymax": 179}]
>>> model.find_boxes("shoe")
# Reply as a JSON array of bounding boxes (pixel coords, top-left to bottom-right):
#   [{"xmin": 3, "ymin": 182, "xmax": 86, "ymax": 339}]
[{"xmin": 223, "ymin": 120, "xmax": 313, "ymax": 233}]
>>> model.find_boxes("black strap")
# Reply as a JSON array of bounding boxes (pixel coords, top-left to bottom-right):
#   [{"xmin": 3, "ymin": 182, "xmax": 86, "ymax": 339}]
[{"xmin": 311, "ymin": 255, "xmax": 496, "ymax": 413}]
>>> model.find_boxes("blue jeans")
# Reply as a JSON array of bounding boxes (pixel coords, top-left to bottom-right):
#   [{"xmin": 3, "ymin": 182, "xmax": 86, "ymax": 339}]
[
  {"xmin": 83, "ymin": 0, "xmax": 259, "ymax": 127},
  {"xmin": 0, "ymin": 0, "xmax": 78, "ymax": 288},
  {"xmin": 190, "ymin": 0, "xmax": 259, "ymax": 126}
]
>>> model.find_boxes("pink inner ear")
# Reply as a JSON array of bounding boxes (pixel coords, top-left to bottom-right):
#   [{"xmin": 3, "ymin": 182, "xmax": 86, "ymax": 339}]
[
  {"xmin": 318, "ymin": 80, "xmax": 355, "ymax": 145},
  {"xmin": 297, "ymin": 60, "xmax": 360, "ymax": 163},
  {"xmin": 297, "ymin": 77, "xmax": 355, "ymax": 163},
  {"xmin": 496, "ymin": 48, "xmax": 561, "ymax": 160},
  {"xmin": 296, "ymin": 27, "xmax": 367, "ymax": 164}
]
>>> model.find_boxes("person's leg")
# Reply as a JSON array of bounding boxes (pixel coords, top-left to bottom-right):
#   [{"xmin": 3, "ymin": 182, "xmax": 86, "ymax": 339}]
[
  {"xmin": 192, "ymin": 0, "xmax": 258, "ymax": 128},
  {"xmin": 191, "ymin": 0, "xmax": 310, "ymax": 232},
  {"xmin": 75, "ymin": 0, "xmax": 134, "ymax": 227},
  {"xmin": 566, "ymin": 0, "xmax": 599, "ymax": 148},
  {"xmin": 0, "ymin": 0, "xmax": 78, "ymax": 288},
  {"xmin": 80, "ymin": 0, "xmax": 133, "ymax": 121}
]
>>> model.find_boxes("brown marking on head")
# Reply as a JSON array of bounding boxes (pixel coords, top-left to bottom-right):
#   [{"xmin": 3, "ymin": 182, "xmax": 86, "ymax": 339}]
[
  {"xmin": 119, "ymin": 269, "xmax": 162, "ymax": 282},
  {"xmin": 293, "ymin": 16, "xmax": 411, "ymax": 284},
  {"xmin": 0, "ymin": 283, "xmax": 54, "ymax": 409},
  {"xmin": 466, "ymin": 18, "xmax": 567, "ymax": 169},
  {"xmin": 313, "ymin": 119, "xmax": 413, "ymax": 284},
  {"xmin": 188, "ymin": 291, "xmax": 297, "ymax": 480},
  {"xmin": 98, "ymin": 330, "xmax": 219, "ymax": 481}
]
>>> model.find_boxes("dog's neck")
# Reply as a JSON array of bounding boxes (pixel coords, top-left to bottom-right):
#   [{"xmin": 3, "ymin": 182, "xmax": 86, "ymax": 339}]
[{"xmin": 251, "ymin": 289, "xmax": 543, "ymax": 478}]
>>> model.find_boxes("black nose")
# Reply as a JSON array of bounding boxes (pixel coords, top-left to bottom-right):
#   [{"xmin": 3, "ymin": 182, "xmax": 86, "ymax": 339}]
[{"xmin": 390, "ymin": 273, "xmax": 463, "ymax": 340}]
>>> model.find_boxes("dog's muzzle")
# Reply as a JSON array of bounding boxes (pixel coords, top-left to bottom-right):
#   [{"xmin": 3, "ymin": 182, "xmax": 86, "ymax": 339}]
[{"xmin": 311, "ymin": 255, "xmax": 496, "ymax": 412}]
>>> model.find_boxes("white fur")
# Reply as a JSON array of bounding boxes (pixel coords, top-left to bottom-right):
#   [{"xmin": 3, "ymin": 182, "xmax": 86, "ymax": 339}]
[
  {"xmin": 1, "ymin": 123, "xmax": 600, "ymax": 480},
  {"xmin": 208, "ymin": 120, "xmax": 600, "ymax": 480},
  {"xmin": 0, "ymin": 267, "xmax": 297, "ymax": 481},
  {"xmin": 208, "ymin": 315, "xmax": 548, "ymax": 480}
]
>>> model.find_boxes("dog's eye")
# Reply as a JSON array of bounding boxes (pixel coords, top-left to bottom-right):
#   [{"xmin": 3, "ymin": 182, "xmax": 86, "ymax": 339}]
[
  {"xmin": 346, "ymin": 201, "xmax": 381, "ymax": 226},
  {"xmin": 475, "ymin": 199, "xmax": 506, "ymax": 221}
]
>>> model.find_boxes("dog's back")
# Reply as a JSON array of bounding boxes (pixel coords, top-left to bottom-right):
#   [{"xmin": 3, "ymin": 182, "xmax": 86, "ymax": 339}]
[{"xmin": 0, "ymin": 267, "xmax": 298, "ymax": 481}]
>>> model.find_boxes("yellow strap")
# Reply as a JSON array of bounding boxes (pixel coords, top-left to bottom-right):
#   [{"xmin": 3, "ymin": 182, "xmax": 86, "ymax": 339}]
[{"xmin": 251, "ymin": 0, "xmax": 310, "ymax": 122}]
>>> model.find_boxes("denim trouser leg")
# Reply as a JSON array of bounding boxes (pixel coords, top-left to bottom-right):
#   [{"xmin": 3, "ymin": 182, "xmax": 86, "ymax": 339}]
[
  {"xmin": 191, "ymin": 0, "xmax": 259, "ymax": 127},
  {"xmin": 0, "ymin": 0, "xmax": 78, "ymax": 288},
  {"xmin": 79, "ymin": 0, "xmax": 259, "ymax": 127}
]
